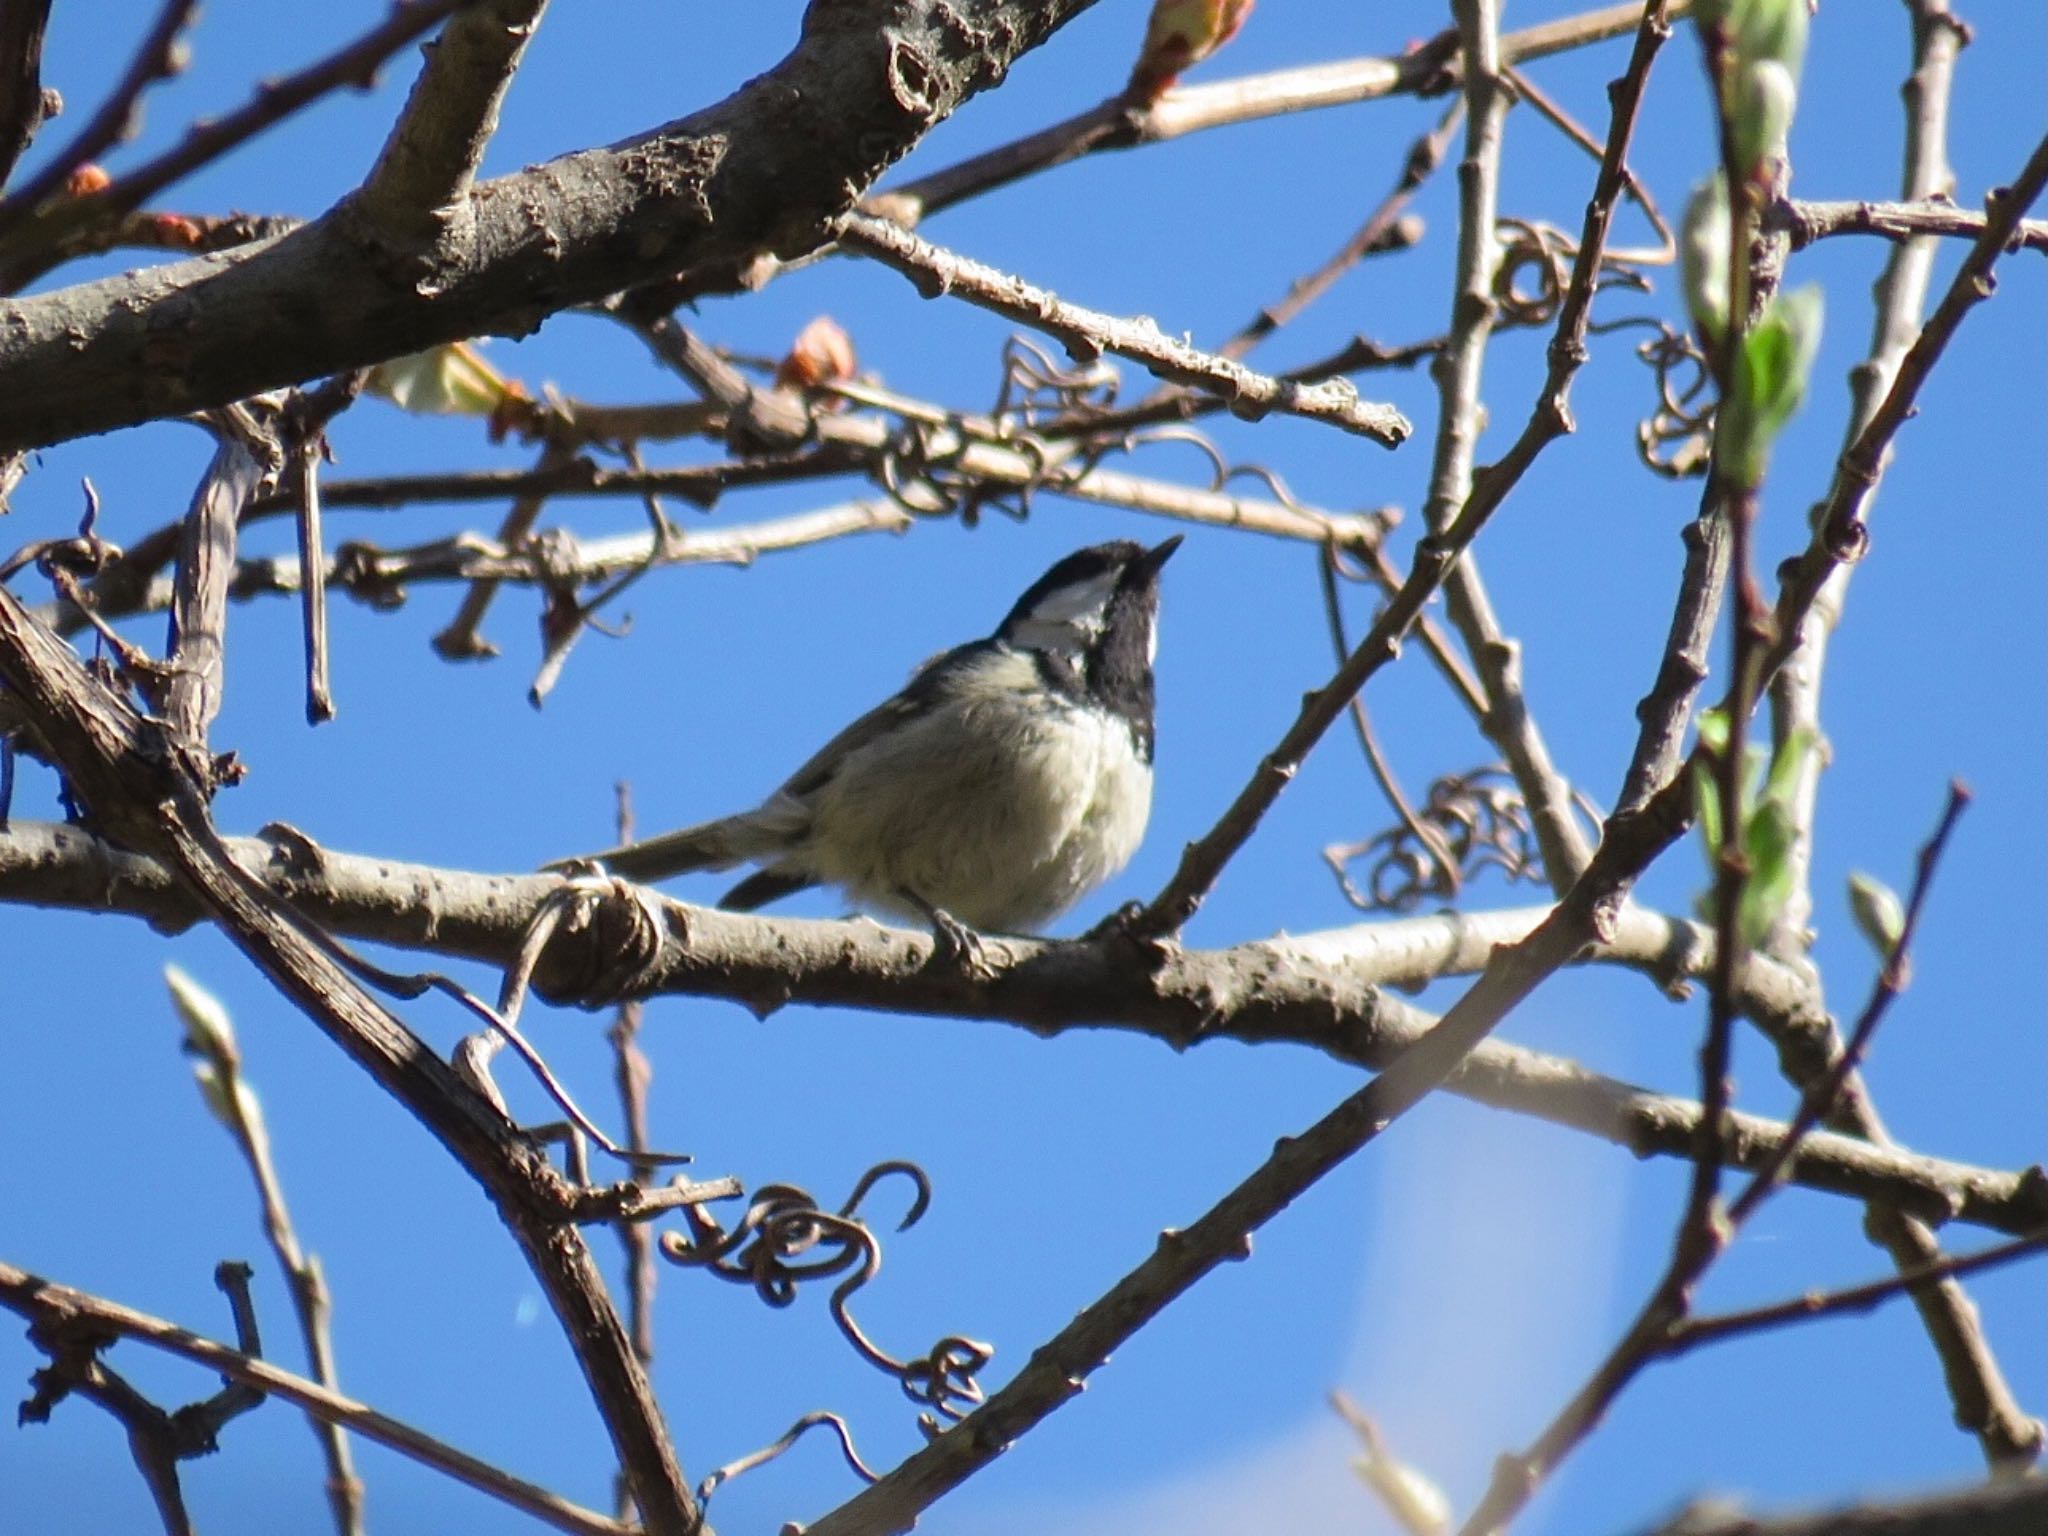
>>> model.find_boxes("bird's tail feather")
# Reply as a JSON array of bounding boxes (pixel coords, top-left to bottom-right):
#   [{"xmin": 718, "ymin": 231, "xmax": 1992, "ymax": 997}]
[{"xmin": 545, "ymin": 814, "xmax": 761, "ymax": 883}]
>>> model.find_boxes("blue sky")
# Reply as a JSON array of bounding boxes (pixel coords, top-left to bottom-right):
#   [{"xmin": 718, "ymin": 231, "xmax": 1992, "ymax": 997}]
[{"xmin": 0, "ymin": 4, "xmax": 2041, "ymax": 1534}]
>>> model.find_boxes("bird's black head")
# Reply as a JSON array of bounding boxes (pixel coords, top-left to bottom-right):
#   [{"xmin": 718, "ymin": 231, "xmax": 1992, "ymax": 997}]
[{"xmin": 997, "ymin": 536, "xmax": 1180, "ymax": 753}]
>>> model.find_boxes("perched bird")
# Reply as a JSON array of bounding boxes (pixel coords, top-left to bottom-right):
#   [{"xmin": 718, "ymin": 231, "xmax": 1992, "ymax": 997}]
[{"xmin": 552, "ymin": 537, "xmax": 1180, "ymax": 936}]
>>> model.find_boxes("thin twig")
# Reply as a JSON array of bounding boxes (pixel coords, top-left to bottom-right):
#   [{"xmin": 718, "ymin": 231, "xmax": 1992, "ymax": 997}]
[
  {"xmin": 1765, "ymin": 128, "xmax": 2048, "ymax": 688},
  {"xmin": 169, "ymin": 969, "xmax": 365, "ymax": 1536},
  {"xmin": 432, "ymin": 440, "xmax": 578, "ymax": 661},
  {"xmin": 1456, "ymin": 785, "xmax": 1975, "ymax": 1536},
  {"xmin": 0, "ymin": 0, "xmax": 473, "ymax": 290},
  {"xmin": 1417, "ymin": 0, "xmax": 1598, "ymax": 895},
  {"xmin": 836, "ymin": 213, "xmax": 1411, "ymax": 446},
  {"xmin": 1727, "ymin": 785, "xmax": 1972, "ymax": 1226},
  {"xmin": 1318, "ymin": 517, "xmax": 1461, "ymax": 901},
  {"xmin": 1668, "ymin": 1227, "xmax": 2048, "ymax": 1354},
  {"xmin": 1771, "ymin": 194, "xmax": 2048, "ymax": 254},
  {"xmin": 0, "ymin": 0, "xmax": 197, "ymax": 244},
  {"xmin": 1214, "ymin": 100, "xmax": 1458, "ymax": 364},
  {"xmin": 0, "ymin": 1257, "xmax": 633, "ymax": 1536},
  {"xmin": 868, "ymin": 1, "xmax": 1684, "ymax": 227},
  {"xmin": 605, "ymin": 782, "xmax": 660, "ymax": 1522}
]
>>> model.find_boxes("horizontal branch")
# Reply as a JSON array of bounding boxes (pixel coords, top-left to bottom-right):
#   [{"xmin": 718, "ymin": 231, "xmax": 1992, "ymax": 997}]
[
  {"xmin": 1771, "ymin": 195, "xmax": 2048, "ymax": 254},
  {"xmin": 64, "ymin": 499, "xmax": 915, "ymax": 623},
  {"xmin": 873, "ymin": 0, "xmax": 1669, "ymax": 224},
  {"xmin": 2, "ymin": 821, "xmax": 2039, "ymax": 1235}
]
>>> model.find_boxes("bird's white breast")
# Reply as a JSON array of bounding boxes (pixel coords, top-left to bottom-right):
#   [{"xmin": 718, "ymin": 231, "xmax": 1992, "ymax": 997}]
[{"xmin": 799, "ymin": 647, "xmax": 1153, "ymax": 930}]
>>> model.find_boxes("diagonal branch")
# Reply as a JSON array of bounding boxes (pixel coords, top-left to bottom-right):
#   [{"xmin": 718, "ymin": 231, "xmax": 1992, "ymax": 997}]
[
  {"xmin": 870, "ymin": 0, "xmax": 1680, "ymax": 227},
  {"xmin": 836, "ymin": 213, "xmax": 1411, "ymax": 444},
  {"xmin": 358, "ymin": 0, "xmax": 550, "ymax": 238},
  {"xmin": 0, "ymin": 0, "xmax": 1107, "ymax": 451},
  {"xmin": 0, "ymin": 0, "xmax": 53, "ymax": 189},
  {"xmin": 1761, "ymin": 0, "xmax": 2043, "ymax": 1473},
  {"xmin": 0, "ymin": 587, "xmax": 705, "ymax": 1536},
  {"xmin": 0, "ymin": 1257, "xmax": 634, "ymax": 1536}
]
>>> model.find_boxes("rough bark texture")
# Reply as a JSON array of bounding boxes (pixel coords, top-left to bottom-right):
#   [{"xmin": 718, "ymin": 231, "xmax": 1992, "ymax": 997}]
[{"xmin": 0, "ymin": 0, "xmax": 1101, "ymax": 451}]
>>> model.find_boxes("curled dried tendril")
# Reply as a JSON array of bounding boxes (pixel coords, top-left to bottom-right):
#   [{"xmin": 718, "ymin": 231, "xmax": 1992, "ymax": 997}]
[
  {"xmin": 1324, "ymin": 765, "xmax": 1544, "ymax": 913},
  {"xmin": 661, "ymin": 1161, "xmax": 992, "ymax": 1427},
  {"xmin": 697, "ymin": 1410, "xmax": 878, "ymax": 1504},
  {"xmin": 992, "ymin": 334, "xmax": 1121, "ymax": 429},
  {"xmin": 1632, "ymin": 321, "xmax": 1717, "ymax": 478},
  {"xmin": 1492, "ymin": 217, "xmax": 1652, "ymax": 331}
]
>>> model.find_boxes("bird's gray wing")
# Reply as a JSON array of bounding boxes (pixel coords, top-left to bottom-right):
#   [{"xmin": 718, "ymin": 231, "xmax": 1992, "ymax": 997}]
[{"xmin": 772, "ymin": 640, "xmax": 988, "ymax": 799}]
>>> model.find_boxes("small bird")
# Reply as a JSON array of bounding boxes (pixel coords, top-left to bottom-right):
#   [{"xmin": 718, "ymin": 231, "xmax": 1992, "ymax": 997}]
[{"xmin": 552, "ymin": 537, "xmax": 1180, "ymax": 938}]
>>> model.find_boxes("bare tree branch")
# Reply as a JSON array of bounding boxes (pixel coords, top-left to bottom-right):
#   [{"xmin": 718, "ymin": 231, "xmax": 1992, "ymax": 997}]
[
  {"xmin": 0, "ymin": 0, "xmax": 198, "ymax": 243},
  {"xmin": 0, "ymin": 586, "xmax": 705, "ymax": 1536},
  {"xmin": 2, "ymin": 821, "xmax": 2039, "ymax": 1238},
  {"xmin": 0, "ymin": 0, "xmax": 1107, "ymax": 450},
  {"xmin": 870, "ymin": 0, "xmax": 1681, "ymax": 226},
  {"xmin": 836, "ymin": 213, "xmax": 1412, "ymax": 445},
  {"xmin": 358, "ymin": 0, "xmax": 549, "ymax": 238},
  {"xmin": 0, "ymin": 0, "xmax": 53, "ymax": 189},
  {"xmin": 1647, "ymin": 1470, "xmax": 2048, "ymax": 1536},
  {"xmin": 1771, "ymin": 194, "xmax": 2048, "ymax": 253},
  {"xmin": 0, "ymin": 0, "xmax": 476, "ymax": 291},
  {"xmin": 0, "ymin": 1257, "xmax": 634, "ymax": 1536}
]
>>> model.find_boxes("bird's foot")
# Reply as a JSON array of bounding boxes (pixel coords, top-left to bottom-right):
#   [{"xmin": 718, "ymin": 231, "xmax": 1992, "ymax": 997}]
[{"xmin": 904, "ymin": 891, "xmax": 995, "ymax": 979}]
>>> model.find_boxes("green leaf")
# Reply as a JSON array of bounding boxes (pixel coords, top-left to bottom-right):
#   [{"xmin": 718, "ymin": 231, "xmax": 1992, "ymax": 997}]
[
  {"xmin": 1718, "ymin": 285, "xmax": 1825, "ymax": 488},
  {"xmin": 1848, "ymin": 870, "xmax": 1907, "ymax": 957},
  {"xmin": 366, "ymin": 340, "xmax": 524, "ymax": 417},
  {"xmin": 1729, "ymin": 0, "xmax": 1808, "ymax": 76},
  {"xmin": 1762, "ymin": 725, "xmax": 1818, "ymax": 811},
  {"xmin": 1731, "ymin": 58, "xmax": 1799, "ymax": 173},
  {"xmin": 1681, "ymin": 175, "xmax": 1732, "ymax": 344},
  {"xmin": 1696, "ymin": 708, "xmax": 1732, "ymax": 758},
  {"xmin": 1739, "ymin": 798, "xmax": 1799, "ymax": 948},
  {"xmin": 1692, "ymin": 754, "xmax": 1725, "ymax": 855}
]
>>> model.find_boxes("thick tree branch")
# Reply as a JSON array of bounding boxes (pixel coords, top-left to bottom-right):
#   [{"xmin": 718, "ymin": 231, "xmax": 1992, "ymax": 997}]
[
  {"xmin": 0, "ymin": 0, "xmax": 1105, "ymax": 450},
  {"xmin": 0, "ymin": 0, "xmax": 53, "ymax": 189},
  {"xmin": 1, "ymin": 821, "xmax": 2039, "ymax": 1238}
]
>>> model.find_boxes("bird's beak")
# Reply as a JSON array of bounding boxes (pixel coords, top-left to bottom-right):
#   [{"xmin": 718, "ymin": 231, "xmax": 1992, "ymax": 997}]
[{"xmin": 1137, "ymin": 534, "xmax": 1183, "ymax": 577}]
